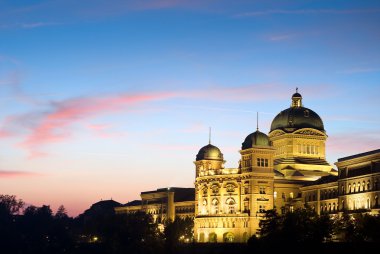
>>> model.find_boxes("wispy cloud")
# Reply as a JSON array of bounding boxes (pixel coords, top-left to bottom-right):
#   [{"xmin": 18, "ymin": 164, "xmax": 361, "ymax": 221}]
[
  {"xmin": 267, "ymin": 33, "xmax": 294, "ymax": 42},
  {"xmin": 337, "ymin": 67, "xmax": 380, "ymax": 74},
  {"xmin": 236, "ymin": 8, "xmax": 380, "ymax": 17},
  {"xmin": 19, "ymin": 92, "xmax": 176, "ymax": 158},
  {"xmin": 0, "ymin": 83, "xmax": 333, "ymax": 158},
  {"xmin": 0, "ymin": 22, "xmax": 61, "ymax": 30},
  {"xmin": 0, "ymin": 170, "xmax": 42, "ymax": 178},
  {"xmin": 327, "ymin": 131, "xmax": 380, "ymax": 157},
  {"xmin": 86, "ymin": 124, "xmax": 127, "ymax": 139}
]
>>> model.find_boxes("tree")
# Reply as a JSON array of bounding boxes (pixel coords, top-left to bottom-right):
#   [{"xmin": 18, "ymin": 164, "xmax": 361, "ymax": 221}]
[
  {"xmin": 259, "ymin": 209, "xmax": 282, "ymax": 241},
  {"xmin": 259, "ymin": 208, "xmax": 333, "ymax": 243},
  {"xmin": 0, "ymin": 194, "xmax": 24, "ymax": 215},
  {"xmin": 55, "ymin": 205, "xmax": 69, "ymax": 219}
]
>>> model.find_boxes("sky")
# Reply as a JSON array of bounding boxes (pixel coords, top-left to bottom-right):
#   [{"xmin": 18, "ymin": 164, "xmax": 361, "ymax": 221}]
[{"xmin": 0, "ymin": 0, "xmax": 380, "ymax": 216}]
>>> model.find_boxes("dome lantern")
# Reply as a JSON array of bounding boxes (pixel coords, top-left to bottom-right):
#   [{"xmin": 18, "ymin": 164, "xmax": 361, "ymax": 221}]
[{"xmin": 291, "ymin": 87, "xmax": 302, "ymax": 108}]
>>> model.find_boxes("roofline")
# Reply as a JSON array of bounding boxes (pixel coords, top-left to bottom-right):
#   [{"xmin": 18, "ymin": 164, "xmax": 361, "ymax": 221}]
[{"xmin": 337, "ymin": 149, "xmax": 380, "ymax": 162}]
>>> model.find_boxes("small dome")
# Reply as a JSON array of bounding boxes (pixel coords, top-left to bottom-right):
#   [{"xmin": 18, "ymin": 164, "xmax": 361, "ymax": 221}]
[
  {"xmin": 196, "ymin": 144, "xmax": 224, "ymax": 161},
  {"xmin": 292, "ymin": 92, "xmax": 302, "ymax": 98},
  {"xmin": 242, "ymin": 130, "xmax": 271, "ymax": 150}
]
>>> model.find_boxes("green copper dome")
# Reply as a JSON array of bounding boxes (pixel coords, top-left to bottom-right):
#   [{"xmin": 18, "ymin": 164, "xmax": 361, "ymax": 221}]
[
  {"xmin": 242, "ymin": 130, "xmax": 271, "ymax": 150},
  {"xmin": 196, "ymin": 144, "xmax": 224, "ymax": 161},
  {"xmin": 270, "ymin": 91, "xmax": 325, "ymax": 133}
]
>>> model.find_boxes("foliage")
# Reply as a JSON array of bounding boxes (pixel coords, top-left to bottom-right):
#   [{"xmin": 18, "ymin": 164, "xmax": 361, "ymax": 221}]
[
  {"xmin": 0, "ymin": 194, "xmax": 24, "ymax": 215},
  {"xmin": 258, "ymin": 207, "xmax": 333, "ymax": 243}
]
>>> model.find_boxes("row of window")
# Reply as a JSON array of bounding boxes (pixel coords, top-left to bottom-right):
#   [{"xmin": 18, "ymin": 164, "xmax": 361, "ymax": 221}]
[
  {"xmin": 198, "ymin": 232, "xmax": 244, "ymax": 243},
  {"xmin": 297, "ymin": 144, "xmax": 319, "ymax": 155},
  {"xmin": 344, "ymin": 179, "xmax": 379, "ymax": 194}
]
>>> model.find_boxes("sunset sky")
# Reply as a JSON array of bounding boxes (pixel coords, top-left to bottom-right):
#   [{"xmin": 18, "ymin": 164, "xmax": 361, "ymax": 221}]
[{"xmin": 1, "ymin": 0, "xmax": 380, "ymax": 216}]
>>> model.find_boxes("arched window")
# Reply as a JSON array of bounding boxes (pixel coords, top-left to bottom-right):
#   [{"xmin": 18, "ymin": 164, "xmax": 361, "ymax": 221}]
[
  {"xmin": 199, "ymin": 233, "xmax": 205, "ymax": 242},
  {"xmin": 209, "ymin": 233, "xmax": 217, "ymax": 243},
  {"xmin": 226, "ymin": 198, "xmax": 236, "ymax": 214},
  {"xmin": 367, "ymin": 180, "xmax": 371, "ymax": 191},
  {"xmin": 212, "ymin": 198, "xmax": 219, "ymax": 214},
  {"xmin": 348, "ymin": 184, "xmax": 351, "ymax": 193},
  {"xmin": 223, "ymin": 232, "xmax": 234, "ymax": 243}
]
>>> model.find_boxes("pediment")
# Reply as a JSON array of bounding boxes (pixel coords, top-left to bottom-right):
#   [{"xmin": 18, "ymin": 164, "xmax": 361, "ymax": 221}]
[
  {"xmin": 268, "ymin": 129, "xmax": 286, "ymax": 138},
  {"xmin": 293, "ymin": 128, "xmax": 326, "ymax": 137}
]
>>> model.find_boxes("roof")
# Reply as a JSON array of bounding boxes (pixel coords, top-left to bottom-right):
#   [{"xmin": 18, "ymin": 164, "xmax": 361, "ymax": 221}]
[
  {"xmin": 274, "ymin": 157, "xmax": 330, "ymax": 166},
  {"xmin": 270, "ymin": 106, "xmax": 325, "ymax": 133},
  {"xmin": 141, "ymin": 187, "xmax": 195, "ymax": 202},
  {"xmin": 241, "ymin": 130, "xmax": 271, "ymax": 150},
  {"xmin": 196, "ymin": 144, "xmax": 224, "ymax": 161},
  {"xmin": 337, "ymin": 149, "xmax": 380, "ymax": 162},
  {"xmin": 304, "ymin": 175, "xmax": 338, "ymax": 186},
  {"xmin": 124, "ymin": 200, "xmax": 142, "ymax": 206},
  {"xmin": 90, "ymin": 199, "xmax": 121, "ymax": 209}
]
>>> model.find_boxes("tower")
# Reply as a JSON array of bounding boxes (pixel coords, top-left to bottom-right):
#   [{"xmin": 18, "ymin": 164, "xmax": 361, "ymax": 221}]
[{"xmin": 268, "ymin": 89, "xmax": 334, "ymax": 180}]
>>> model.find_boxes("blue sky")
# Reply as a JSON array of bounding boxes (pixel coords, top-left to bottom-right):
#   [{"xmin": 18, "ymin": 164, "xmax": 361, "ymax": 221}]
[{"xmin": 0, "ymin": 0, "xmax": 379, "ymax": 215}]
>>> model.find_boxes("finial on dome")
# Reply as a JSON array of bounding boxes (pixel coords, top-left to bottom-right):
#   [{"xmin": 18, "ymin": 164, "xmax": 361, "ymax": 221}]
[
  {"xmin": 296, "ymin": 87, "xmax": 298, "ymax": 93},
  {"xmin": 209, "ymin": 127, "xmax": 211, "ymax": 144},
  {"xmin": 256, "ymin": 112, "xmax": 259, "ymax": 131}
]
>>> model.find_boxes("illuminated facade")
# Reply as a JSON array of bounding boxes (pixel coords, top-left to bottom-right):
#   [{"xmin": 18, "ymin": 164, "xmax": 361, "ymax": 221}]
[
  {"xmin": 193, "ymin": 90, "xmax": 379, "ymax": 243},
  {"xmin": 115, "ymin": 188, "xmax": 195, "ymax": 223},
  {"xmin": 115, "ymin": 90, "xmax": 380, "ymax": 243}
]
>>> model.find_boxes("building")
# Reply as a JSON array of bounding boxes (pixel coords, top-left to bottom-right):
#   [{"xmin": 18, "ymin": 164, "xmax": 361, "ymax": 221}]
[
  {"xmin": 115, "ymin": 187, "xmax": 195, "ymax": 223},
  {"xmin": 116, "ymin": 90, "xmax": 380, "ymax": 243}
]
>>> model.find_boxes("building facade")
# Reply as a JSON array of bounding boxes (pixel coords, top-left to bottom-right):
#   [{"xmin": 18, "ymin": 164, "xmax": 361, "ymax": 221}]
[
  {"xmin": 115, "ymin": 90, "xmax": 380, "ymax": 243},
  {"xmin": 115, "ymin": 187, "xmax": 195, "ymax": 223}
]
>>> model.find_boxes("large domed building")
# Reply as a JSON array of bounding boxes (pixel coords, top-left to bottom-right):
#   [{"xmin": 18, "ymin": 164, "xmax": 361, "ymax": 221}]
[
  {"xmin": 116, "ymin": 89, "xmax": 380, "ymax": 244},
  {"xmin": 193, "ymin": 89, "xmax": 337, "ymax": 243}
]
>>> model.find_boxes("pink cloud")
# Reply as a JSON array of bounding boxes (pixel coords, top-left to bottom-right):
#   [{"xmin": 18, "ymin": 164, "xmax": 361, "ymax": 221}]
[
  {"xmin": 327, "ymin": 131, "xmax": 380, "ymax": 157},
  {"xmin": 0, "ymin": 170, "xmax": 42, "ymax": 178},
  {"xmin": 86, "ymin": 123, "xmax": 127, "ymax": 139},
  {"xmin": 20, "ymin": 92, "xmax": 176, "ymax": 157},
  {"xmin": 0, "ymin": 83, "xmax": 335, "ymax": 158}
]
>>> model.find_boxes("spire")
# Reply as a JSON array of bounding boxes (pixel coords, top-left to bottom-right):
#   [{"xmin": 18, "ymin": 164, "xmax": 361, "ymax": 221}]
[
  {"xmin": 209, "ymin": 127, "xmax": 211, "ymax": 144},
  {"xmin": 291, "ymin": 87, "xmax": 303, "ymax": 107},
  {"xmin": 256, "ymin": 112, "xmax": 259, "ymax": 131}
]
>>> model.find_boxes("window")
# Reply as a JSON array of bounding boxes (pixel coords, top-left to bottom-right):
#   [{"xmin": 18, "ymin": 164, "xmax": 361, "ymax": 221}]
[
  {"xmin": 243, "ymin": 199, "xmax": 249, "ymax": 212},
  {"xmin": 226, "ymin": 198, "xmax": 236, "ymax": 214},
  {"xmin": 274, "ymin": 191, "xmax": 277, "ymax": 199},
  {"xmin": 289, "ymin": 192, "xmax": 294, "ymax": 199},
  {"xmin": 259, "ymin": 187, "xmax": 266, "ymax": 194},
  {"xmin": 289, "ymin": 206, "xmax": 294, "ymax": 212},
  {"xmin": 224, "ymin": 232, "xmax": 234, "ymax": 243},
  {"xmin": 256, "ymin": 158, "xmax": 269, "ymax": 167},
  {"xmin": 282, "ymin": 192, "xmax": 286, "ymax": 200},
  {"xmin": 212, "ymin": 199, "xmax": 219, "ymax": 214}
]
